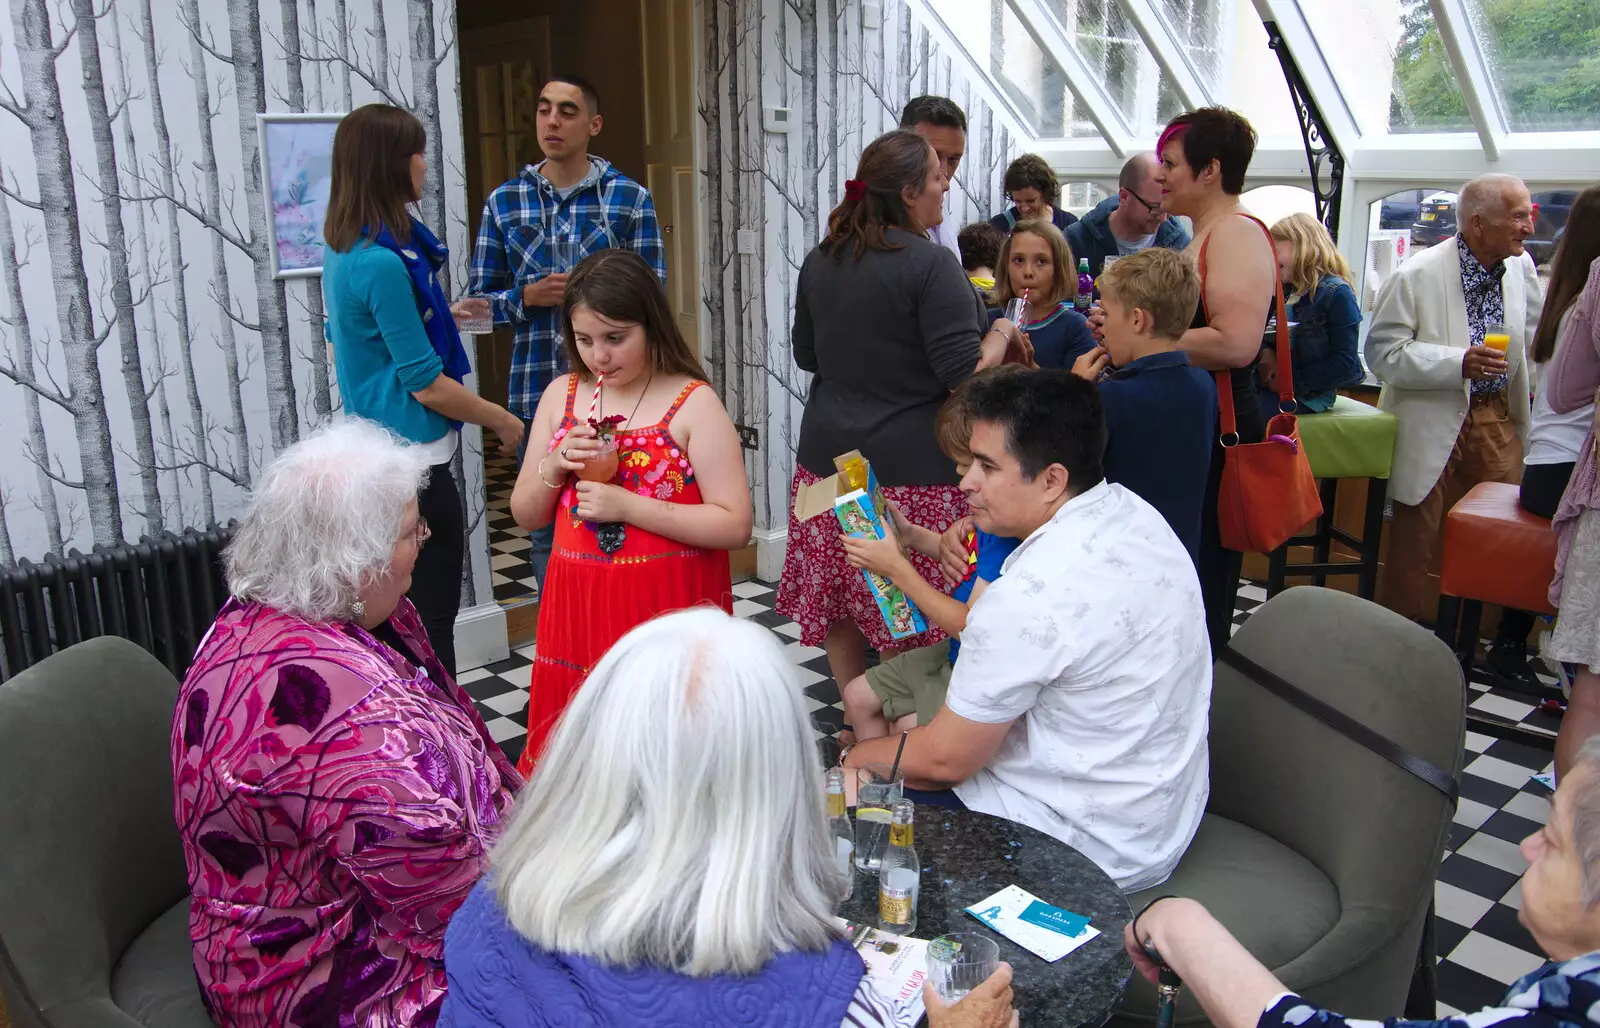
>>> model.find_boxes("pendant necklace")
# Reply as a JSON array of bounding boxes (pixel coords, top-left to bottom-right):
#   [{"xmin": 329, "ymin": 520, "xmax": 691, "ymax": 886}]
[{"xmin": 593, "ymin": 372, "xmax": 654, "ymax": 555}]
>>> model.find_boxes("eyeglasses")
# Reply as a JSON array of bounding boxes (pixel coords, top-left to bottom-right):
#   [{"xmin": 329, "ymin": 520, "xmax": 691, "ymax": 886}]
[
  {"xmin": 1123, "ymin": 189, "xmax": 1163, "ymax": 214},
  {"xmin": 408, "ymin": 516, "xmax": 432, "ymax": 548}
]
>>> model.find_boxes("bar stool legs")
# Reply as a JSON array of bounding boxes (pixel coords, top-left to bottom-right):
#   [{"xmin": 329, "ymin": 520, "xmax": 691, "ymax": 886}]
[
  {"xmin": 1264, "ymin": 477, "xmax": 1387, "ymax": 602},
  {"xmin": 1434, "ymin": 592, "xmax": 1483, "ymax": 676}
]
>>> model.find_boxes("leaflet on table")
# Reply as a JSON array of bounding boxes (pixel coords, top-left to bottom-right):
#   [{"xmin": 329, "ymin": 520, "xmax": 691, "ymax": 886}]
[
  {"xmin": 964, "ymin": 885, "xmax": 1099, "ymax": 962},
  {"xmin": 836, "ymin": 918, "xmax": 928, "ymax": 1021}
]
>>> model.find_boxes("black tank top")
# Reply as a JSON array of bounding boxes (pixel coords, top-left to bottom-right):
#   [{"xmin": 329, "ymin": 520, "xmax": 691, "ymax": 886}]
[{"xmin": 1193, "ymin": 296, "xmax": 1270, "ymax": 446}]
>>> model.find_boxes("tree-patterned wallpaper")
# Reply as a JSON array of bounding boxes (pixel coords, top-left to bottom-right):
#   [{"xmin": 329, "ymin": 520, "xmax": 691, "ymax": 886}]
[
  {"xmin": 0, "ymin": 0, "xmax": 490, "ymax": 606},
  {"xmin": 698, "ymin": 0, "xmax": 1025, "ymax": 535}
]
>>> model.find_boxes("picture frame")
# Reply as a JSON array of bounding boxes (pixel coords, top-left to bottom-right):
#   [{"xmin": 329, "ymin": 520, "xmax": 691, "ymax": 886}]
[{"xmin": 257, "ymin": 112, "xmax": 345, "ymax": 280}]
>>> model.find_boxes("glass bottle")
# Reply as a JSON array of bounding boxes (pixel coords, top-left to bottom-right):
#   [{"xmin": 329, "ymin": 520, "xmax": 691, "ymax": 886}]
[
  {"xmin": 825, "ymin": 767, "xmax": 854, "ymax": 901},
  {"xmin": 877, "ymin": 799, "xmax": 919, "ymax": 935}
]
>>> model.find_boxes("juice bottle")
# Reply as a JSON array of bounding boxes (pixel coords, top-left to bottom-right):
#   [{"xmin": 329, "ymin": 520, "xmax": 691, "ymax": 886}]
[{"xmin": 1075, "ymin": 257, "xmax": 1094, "ymax": 312}]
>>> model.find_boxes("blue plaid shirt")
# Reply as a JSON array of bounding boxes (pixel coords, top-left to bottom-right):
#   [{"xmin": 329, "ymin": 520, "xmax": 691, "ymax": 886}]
[
  {"xmin": 1457, "ymin": 234, "xmax": 1509, "ymax": 396},
  {"xmin": 468, "ymin": 157, "xmax": 665, "ymax": 418}
]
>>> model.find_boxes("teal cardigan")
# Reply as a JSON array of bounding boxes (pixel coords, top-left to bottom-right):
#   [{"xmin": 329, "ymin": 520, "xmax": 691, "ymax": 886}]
[{"xmin": 322, "ymin": 239, "xmax": 450, "ymax": 445}]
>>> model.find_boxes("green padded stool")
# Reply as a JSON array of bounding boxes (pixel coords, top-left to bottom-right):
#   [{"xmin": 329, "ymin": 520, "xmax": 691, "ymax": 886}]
[{"xmin": 1266, "ymin": 395, "xmax": 1398, "ymax": 600}]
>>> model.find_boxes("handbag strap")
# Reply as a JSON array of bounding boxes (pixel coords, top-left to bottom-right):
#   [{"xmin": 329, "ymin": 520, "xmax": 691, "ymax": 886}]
[
  {"xmin": 1197, "ymin": 215, "xmax": 1293, "ymax": 441},
  {"xmin": 1217, "ymin": 646, "xmax": 1459, "ymax": 809}
]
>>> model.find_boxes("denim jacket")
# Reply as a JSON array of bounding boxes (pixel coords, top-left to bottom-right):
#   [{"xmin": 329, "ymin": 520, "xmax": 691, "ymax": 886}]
[{"xmin": 1273, "ymin": 274, "xmax": 1365, "ymax": 408}]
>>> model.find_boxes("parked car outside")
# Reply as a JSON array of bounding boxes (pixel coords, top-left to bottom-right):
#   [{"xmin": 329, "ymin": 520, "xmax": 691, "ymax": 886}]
[
  {"xmin": 1409, "ymin": 191, "xmax": 1458, "ymax": 249},
  {"xmin": 1527, "ymin": 189, "xmax": 1578, "ymax": 266},
  {"xmin": 1379, "ymin": 189, "xmax": 1427, "ymax": 231}
]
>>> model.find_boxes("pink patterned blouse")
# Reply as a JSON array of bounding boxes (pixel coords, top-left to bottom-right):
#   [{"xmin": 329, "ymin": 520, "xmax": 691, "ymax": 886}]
[{"xmin": 171, "ymin": 597, "xmax": 522, "ymax": 1027}]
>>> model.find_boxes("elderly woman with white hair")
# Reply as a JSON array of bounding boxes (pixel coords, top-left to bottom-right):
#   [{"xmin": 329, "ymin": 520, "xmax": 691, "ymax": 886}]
[
  {"xmin": 1124, "ymin": 735, "xmax": 1600, "ymax": 1028},
  {"xmin": 438, "ymin": 607, "xmax": 1017, "ymax": 1028},
  {"xmin": 172, "ymin": 419, "xmax": 522, "ymax": 1028}
]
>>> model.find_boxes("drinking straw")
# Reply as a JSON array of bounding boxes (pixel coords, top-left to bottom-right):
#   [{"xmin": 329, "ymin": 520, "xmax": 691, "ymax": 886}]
[
  {"xmin": 865, "ymin": 731, "xmax": 912, "ymax": 866},
  {"xmin": 588, "ymin": 372, "xmax": 604, "ymax": 420}
]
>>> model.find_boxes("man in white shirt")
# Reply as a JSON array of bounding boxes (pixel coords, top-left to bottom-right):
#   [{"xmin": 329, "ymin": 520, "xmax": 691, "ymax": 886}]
[
  {"xmin": 841, "ymin": 370, "xmax": 1211, "ymax": 892},
  {"xmin": 1365, "ymin": 174, "xmax": 1542, "ymax": 625},
  {"xmin": 900, "ymin": 96, "xmax": 967, "ymax": 266}
]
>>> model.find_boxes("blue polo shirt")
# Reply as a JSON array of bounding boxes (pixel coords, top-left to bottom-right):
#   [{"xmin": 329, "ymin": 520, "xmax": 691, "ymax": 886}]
[
  {"xmin": 1098, "ymin": 350, "xmax": 1216, "ymax": 562},
  {"xmin": 948, "ymin": 529, "xmax": 1020, "ymax": 663}
]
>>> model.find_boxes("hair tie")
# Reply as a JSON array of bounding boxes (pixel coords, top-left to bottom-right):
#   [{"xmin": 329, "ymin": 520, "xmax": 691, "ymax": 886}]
[{"xmin": 844, "ymin": 179, "xmax": 866, "ymax": 202}]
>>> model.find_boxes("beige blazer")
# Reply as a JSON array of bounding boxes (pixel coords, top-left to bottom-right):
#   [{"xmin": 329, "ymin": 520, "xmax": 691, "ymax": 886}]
[{"xmin": 1364, "ymin": 237, "xmax": 1543, "ymax": 506}]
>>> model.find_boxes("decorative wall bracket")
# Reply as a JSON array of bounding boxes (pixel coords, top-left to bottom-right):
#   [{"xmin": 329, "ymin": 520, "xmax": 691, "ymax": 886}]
[{"xmin": 1263, "ymin": 20, "xmax": 1345, "ymax": 241}]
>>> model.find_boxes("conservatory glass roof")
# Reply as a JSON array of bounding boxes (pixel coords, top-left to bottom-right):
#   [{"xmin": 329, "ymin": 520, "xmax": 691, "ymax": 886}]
[{"xmin": 920, "ymin": 0, "xmax": 1600, "ymax": 175}]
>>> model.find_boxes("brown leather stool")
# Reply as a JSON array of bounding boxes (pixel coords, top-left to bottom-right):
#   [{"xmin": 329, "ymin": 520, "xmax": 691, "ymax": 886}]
[{"xmin": 1434, "ymin": 481, "xmax": 1558, "ymax": 681}]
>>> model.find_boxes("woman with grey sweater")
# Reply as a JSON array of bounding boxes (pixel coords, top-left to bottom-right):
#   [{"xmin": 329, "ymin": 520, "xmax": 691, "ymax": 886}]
[{"xmin": 776, "ymin": 129, "xmax": 1024, "ymax": 692}]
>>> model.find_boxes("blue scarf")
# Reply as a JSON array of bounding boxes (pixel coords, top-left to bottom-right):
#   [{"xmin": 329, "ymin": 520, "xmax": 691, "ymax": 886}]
[{"xmin": 368, "ymin": 218, "xmax": 472, "ymax": 430}]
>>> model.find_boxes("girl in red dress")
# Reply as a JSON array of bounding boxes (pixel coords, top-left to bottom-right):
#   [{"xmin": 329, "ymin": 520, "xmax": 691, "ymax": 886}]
[{"xmin": 510, "ymin": 250, "xmax": 751, "ymax": 772}]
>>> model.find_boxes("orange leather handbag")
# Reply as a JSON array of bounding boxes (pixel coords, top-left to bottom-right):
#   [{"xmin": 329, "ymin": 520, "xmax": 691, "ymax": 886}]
[{"xmin": 1200, "ymin": 215, "xmax": 1322, "ymax": 554}]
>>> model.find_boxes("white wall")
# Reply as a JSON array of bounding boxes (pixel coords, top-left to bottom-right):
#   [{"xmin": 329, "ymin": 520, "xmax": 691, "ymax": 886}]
[{"xmin": 0, "ymin": 0, "xmax": 489, "ymax": 609}]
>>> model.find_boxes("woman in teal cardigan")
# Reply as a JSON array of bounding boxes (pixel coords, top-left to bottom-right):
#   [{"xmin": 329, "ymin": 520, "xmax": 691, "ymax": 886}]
[{"xmin": 322, "ymin": 104, "xmax": 524, "ymax": 673}]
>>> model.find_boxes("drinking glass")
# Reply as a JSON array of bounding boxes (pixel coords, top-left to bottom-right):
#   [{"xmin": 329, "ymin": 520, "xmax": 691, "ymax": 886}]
[
  {"xmin": 1483, "ymin": 321, "xmax": 1510, "ymax": 358},
  {"xmin": 1002, "ymin": 297, "xmax": 1030, "ymax": 327},
  {"xmin": 852, "ymin": 765, "xmax": 904, "ymax": 872},
  {"xmin": 926, "ymin": 933, "xmax": 1001, "ymax": 1003},
  {"xmin": 455, "ymin": 295, "xmax": 494, "ymax": 335},
  {"xmin": 574, "ymin": 438, "xmax": 619, "ymax": 484},
  {"xmin": 548, "ymin": 232, "xmax": 581, "ymax": 276}
]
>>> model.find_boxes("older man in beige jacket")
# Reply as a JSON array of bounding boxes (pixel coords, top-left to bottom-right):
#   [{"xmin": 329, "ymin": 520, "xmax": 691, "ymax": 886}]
[{"xmin": 1366, "ymin": 174, "xmax": 1543, "ymax": 622}]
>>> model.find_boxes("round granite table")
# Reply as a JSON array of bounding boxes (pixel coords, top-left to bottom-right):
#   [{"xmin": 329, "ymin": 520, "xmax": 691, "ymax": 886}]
[{"xmin": 838, "ymin": 805, "xmax": 1132, "ymax": 1027}]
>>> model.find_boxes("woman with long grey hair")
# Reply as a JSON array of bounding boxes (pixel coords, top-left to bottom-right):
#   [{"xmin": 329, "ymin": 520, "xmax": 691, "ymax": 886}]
[
  {"xmin": 172, "ymin": 419, "xmax": 521, "ymax": 1027},
  {"xmin": 439, "ymin": 607, "xmax": 1017, "ymax": 1027}
]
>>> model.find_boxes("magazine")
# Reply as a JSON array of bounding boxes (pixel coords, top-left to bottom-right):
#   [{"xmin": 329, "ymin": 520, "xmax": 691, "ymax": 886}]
[{"xmin": 837, "ymin": 917, "xmax": 928, "ymax": 1022}]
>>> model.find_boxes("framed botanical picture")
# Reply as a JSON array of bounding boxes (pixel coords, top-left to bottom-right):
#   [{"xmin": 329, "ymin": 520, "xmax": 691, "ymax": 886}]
[{"xmin": 257, "ymin": 112, "xmax": 344, "ymax": 279}]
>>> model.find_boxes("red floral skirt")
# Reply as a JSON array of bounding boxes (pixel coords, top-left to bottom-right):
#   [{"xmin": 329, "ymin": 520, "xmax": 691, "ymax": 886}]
[{"xmin": 775, "ymin": 466, "xmax": 968, "ymax": 651}]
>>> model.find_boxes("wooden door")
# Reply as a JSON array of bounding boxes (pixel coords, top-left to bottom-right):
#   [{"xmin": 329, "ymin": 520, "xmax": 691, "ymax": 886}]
[
  {"xmin": 460, "ymin": 19, "xmax": 552, "ymax": 407},
  {"xmin": 641, "ymin": 0, "xmax": 703, "ymax": 360}
]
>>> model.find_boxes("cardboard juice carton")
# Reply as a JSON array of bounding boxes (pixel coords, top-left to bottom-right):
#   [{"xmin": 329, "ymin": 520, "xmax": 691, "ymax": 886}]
[{"xmin": 792, "ymin": 451, "xmax": 930, "ymax": 640}]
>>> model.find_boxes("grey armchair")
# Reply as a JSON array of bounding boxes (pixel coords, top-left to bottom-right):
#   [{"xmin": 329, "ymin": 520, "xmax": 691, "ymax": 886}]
[
  {"xmin": 1116, "ymin": 587, "xmax": 1465, "ymax": 1026},
  {"xmin": 0, "ymin": 636, "xmax": 215, "ymax": 1027}
]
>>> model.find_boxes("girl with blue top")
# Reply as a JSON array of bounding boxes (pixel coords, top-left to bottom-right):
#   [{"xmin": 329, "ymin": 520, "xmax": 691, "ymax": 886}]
[
  {"xmin": 988, "ymin": 220, "xmax": 1096, "ymax": 370},
  {"xmin": 1256, "ymin": 213, "xmax": 1365, "ymax": 421},
  {"xmin": 322, "ymin": 104, "xmax": 525, "ymax": 673}
]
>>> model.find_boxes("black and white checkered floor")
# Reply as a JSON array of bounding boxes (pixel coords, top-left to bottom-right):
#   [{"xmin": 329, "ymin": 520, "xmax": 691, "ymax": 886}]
[
  {"xmin": 471, "ymin": 461, "xmax": 1558, "ymax": 1015},
  {"xmin": 487, "ymin": 456, "xmax": 538, "ymax": 604}
]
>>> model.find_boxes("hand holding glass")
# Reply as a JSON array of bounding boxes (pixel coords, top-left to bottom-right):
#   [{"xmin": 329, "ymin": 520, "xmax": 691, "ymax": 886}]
[
  {"xmin": 453, "ymin": 296, "xmax": 494, "ymax": 335},
  {"xmin": 926, "ymin": 933, "xmax": 1001, "ymax": 1003},
  {"xmin": 574, "ymin": 437, "xmax": 619, "ymax": 483},
  {"xmin": 553, "ymin": 424, "xmax": 607, "ymax": 475}
]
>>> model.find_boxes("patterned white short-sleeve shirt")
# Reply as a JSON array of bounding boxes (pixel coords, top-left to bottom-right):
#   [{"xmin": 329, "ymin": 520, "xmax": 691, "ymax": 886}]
[{"xmin": 947, "ymin": 481, "xmax": 1212, "ymax": 893}]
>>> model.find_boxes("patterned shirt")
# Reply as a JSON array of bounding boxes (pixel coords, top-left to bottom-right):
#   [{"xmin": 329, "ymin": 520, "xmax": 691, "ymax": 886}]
[
  {"xmin": 172, "ymin": 598, "xmax": 522, "ymax": 1027},
  {"xmin": 944, "ymin": 481, "xmax": 1212, "ymax": 892},
  {"xmin": 467, "ymin": 156, "xmax": 665, "ymax": 418},
  {"xmin": 1457, "ymin": 233, "xmax": 1509, "ymax": 396},
  {"xmin": 1260, "ymin": 951, "xmax": 1600, "ymax": 1028}
]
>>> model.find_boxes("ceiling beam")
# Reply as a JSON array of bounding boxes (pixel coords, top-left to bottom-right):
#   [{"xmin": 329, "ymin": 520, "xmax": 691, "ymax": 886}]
[
  {"xmin": 1427, "ymin": 0, "xmax": 1506, "ymax": 160},
  {"xmin": 1008, "ymin": 0, "xmax": 1136, "ymax": 157},
  {"xmin": 905, "ymin": 0, "xmax": 1038, "ymax": 146},
  {"xmin": 1250, "ymin": 0, "xmax": 1360, "ymax": 154},
  {"xmin": 1117, "ymin": 0, "xmax": 1210, "ymax": 113}
]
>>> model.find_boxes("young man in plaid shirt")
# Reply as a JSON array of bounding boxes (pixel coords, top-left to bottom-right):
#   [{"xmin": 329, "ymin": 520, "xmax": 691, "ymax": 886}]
[{"xmin": 469, "ymin": 73, "xmax": 666, "ymax": 588}]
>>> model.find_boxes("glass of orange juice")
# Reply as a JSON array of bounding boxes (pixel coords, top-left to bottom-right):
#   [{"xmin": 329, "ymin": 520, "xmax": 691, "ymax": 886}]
[{"xmin": 1483, "ymin": 322, "xmax": 1510, "ymax": 359}]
